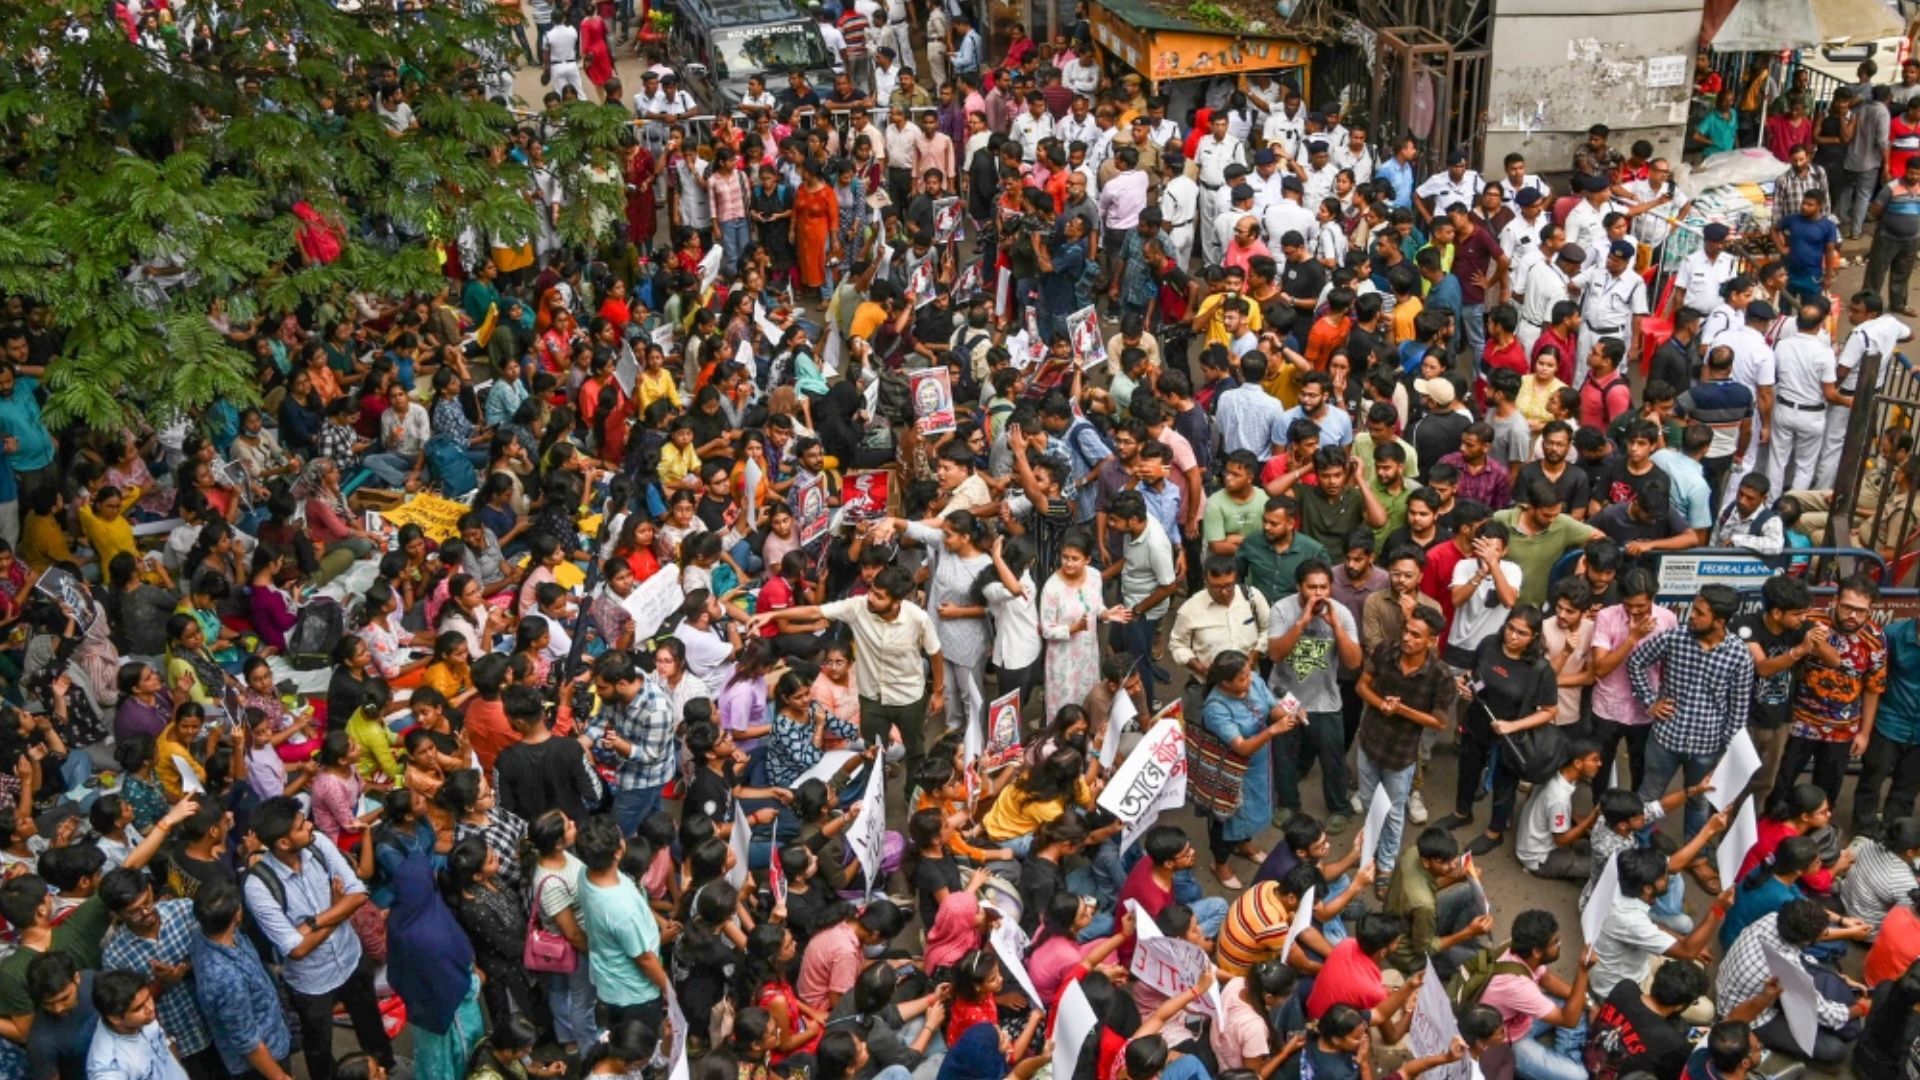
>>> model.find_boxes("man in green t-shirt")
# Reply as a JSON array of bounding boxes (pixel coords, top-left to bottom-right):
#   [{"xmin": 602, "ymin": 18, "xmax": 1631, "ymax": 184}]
[
  {"xmin": 1493, "ymin": 476, "xmax": 1604, "ymax": 606},
  {"xmin": 1203, "ymin": 451, "xmax": 1267, "ymax": 556}
]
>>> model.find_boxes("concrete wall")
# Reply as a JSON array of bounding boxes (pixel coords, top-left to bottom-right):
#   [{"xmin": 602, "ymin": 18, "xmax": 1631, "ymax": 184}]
[{"xmin": 1482, "ymin": 0, "xmax": 1707, "ymax": 179}]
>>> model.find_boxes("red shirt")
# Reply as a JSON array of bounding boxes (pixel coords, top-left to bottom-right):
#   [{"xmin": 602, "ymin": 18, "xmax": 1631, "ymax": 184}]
[
  {"xmin": 1305, "ymin": 938, "xmax": 1389, "ymax": 1020},
  {"xmin": 1578, "ymin": 370, "xmax": 1632, "ymax": 430},
  {"xmin": 1114, "ymin": 859, "xmax": 1174, "ymax": 966},
  {"xmin": 757, "ymin": 576, "xmax": 800, "ymax": 638},
  {"xmin": 1422, "ymin": 538, "xmax": 1469, "ymax": 635},
  {"xmin": 463, "ymin": 697, "xmax": 518, "ymax": 774},
  {"xmin": 1868, "ymin": 903, "xmax": 1920, "ymax": 987},
  {"xmin": 1532, "ymin": 327, "xmax": 1578, "ymax": 386}
]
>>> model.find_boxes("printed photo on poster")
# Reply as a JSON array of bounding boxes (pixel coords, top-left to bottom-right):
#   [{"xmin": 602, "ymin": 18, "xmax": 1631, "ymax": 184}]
[
  {"xmin": 1069, "ymin": 305, "xmax": 1107, "ymax": 368},
  {"xmin": 793, "ymin": 472, "xmax": 831, "ymax": 550},
  {"xmin": 983, "ymin": 690, "xmax": 1022, "ymax": 770},
  {"xmin": 910, "ymin": 368, "xmax": 957, "ymax": 434},
  {"xmin": 840, "ymin": 471, "xmax": 890, "ymax": 522}
]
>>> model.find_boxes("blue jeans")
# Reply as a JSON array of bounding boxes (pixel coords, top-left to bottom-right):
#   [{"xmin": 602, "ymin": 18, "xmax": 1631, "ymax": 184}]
[
  {"xmin": 1514, "ymin": 1011, "xmax": 1588, "ymax": 1080},
  {"xmin": 363, "ymin": 451, "xmax": 414, "ymax": 488},
  {"xmin": 1118, "ymin": 616, "xmax": 1165, "ymax": 709},
  {"xmin": 1065, "ymin": 863, "xmax": 1116, "ymax": 940},
  {"xmin": 1461, "ymin": 301, "xmax": 1488, "ymax": 368},
  {"xmin": 1188, "ymin": 896, "xmax": 1231, "ymax": 939},
  {"xmin": 547, "ymin": 960, "xmax": 598, "ymax": 1047},
  {"xmin": 1637, "ymin": 740, "xmax": 1717, "ymax": 843},
  {"xmin": 728, "ymin": 537, "xmax": 764, "ymax": 578},
  {"xmin": 613, "ymin": 784, "xmax": 666, "ymax": 836},
  {"xmin": 1651, "ymin": 870, "xmax": 1691, "ymax": 933},
  {"xmin": 1355, "ymin": 747, "xmax": 1415, "ymax": 876},
  {"xmin": 719, "ymin": 218, "xmax": 751, "ymax": 277}
]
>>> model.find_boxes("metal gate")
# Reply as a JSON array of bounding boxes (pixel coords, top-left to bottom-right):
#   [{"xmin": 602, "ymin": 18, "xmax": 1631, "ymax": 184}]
[
  {"xmin": 1368, "ymin": 27, "xmax": 1488, "ymax": 175},
  {"xmin": 1817, "ymin": 349, "xmax": 1920, "ymax": 586}
]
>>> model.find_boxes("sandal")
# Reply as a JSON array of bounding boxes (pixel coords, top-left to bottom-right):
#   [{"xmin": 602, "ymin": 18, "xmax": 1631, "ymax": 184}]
[
  {"xmin": 1690, "ymin": 862, "xmax": 1723, "ymax": 894},
  {"xmin": 1214, "ymin": 864, "xmax": 1245, "ymax": 890},
  {"xmin": 1238, "ymin": 847, "xmax": 1269, "ymax": 865}
]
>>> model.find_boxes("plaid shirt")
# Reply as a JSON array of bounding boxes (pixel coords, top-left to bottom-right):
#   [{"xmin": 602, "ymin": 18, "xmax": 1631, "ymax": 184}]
[
  {"xmin": 317, "ymin": 420, "xmax": 362, "ymax": 473},
  {"xmin": 1436, "ymin": 451, "xmax": 1513, "ymax": 511},
  {"xmin": 456, "ymin": 807, "xmax": 528, "ymax": 884},
  {"xmin": 592, "ymin": 679, "xmax": 679, "ymax": 790},
  {"xmin": 102, "ymin": 899, "xmax": 212, "ymax": 1056},
  {"xmin": 1716, "ymin": 912, "xmax": 1851, "ymax": 1030},
  {"xmin": 1627, "ymin": 627, "xmax": 1754, "ymax": 756},
  {"xmin": 1772, "ymin": 164, "xmax": 1830, "ymax": 226}
]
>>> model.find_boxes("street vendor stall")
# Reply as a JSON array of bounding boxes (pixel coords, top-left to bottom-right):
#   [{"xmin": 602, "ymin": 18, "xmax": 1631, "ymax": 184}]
[{"xmin": 1084, "ymin": 0, "xmax": 1313, "ymax": 120}]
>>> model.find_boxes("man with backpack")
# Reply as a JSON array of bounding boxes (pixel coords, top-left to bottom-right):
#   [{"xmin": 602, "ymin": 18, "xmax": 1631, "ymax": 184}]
[
  {"xmin": 1462, "ymin": 908, "xmax": 1595, "ymax": 1080},
  {"xmin": 239, "ymin": 797, "xmax": 393, "ymax": 1080}
]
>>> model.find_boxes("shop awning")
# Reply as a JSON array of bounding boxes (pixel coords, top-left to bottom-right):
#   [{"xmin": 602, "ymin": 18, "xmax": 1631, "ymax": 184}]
[
  {"xmin": 1087, "ymin": 0, "xmax": 1311, "ymax": 87},
  {"xmin": 1709, "ymin": 0, "xmax": 1903, "ymax": 50}
]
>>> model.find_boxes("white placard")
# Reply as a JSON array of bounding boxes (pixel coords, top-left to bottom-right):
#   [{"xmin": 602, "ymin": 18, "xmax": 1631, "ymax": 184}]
[
  {"xmin": 1762, "ymin": 945, "xmax": 1821, "ymax": 1057},
  {"xmin": 697, "ymin": 246, "xmax": 723, "ymax": 291},
  {"xmin": 1645, "ymin": 55, "xmax": 1689, "ymax": 88},
  {"xmin": 727, "ymin": 800, "xmax": 750, "ymax": 889},
  {"xmin": 1130, "ymin": 937, "xmax": 1217, "ymax": 1018},
  {"xmin": 753, "ymin": 302, "xmax": 785, "ymax": 348},
  {"xmin": 1582, "ymin": 851, "xmax": 1620, "ymax": 948},
  {"xmin": 1707, "ymin": 728, "xmax": 1761, "ymax": 812},
  {"xmin": 821, "ymin": 321, "xmax": 844, "ymax": 378},
  {"xmin": 1282, "ymin": 885, "xmax": 1315, "ymax": 963},
  {"xmin": 1359, "ymin": 785, "xmax": 1393, "ymax": 871},
  {"xmin": 614, "ymin": 343, "xmax": 639, "ymax": 397},
  {"xmin": 1100, "ymin": 689, "xmax": 1137, "ymax": 769},
  {"xmin": 172, "ymin": 756, "xmax": 205, "ymax": 796},
  {"xmin": 989, "ymin": 911, "xmax": 1044, "ymax": 1007},
  {"xmin": 1718, "ymin": 797, "xmax": 1761, "ymax": 897},
  {"xmin": 666, "ymin": 992, "xmax": 690, "ymax": 1080},
  {"xmin": 1407, "ymin": 958, "xmax": 1472, "ymax": 1080},
  {"xmin": 791, "ymin": 749, "xmax": 858, "ymax": 790},
  {"xmin": 847, "ymin": 747, "xmax": 888, "ymax": 898},
  {"xmin": 1053, "ymin": 980, "xmax": 1099, "ymax": 1080},
  {"xmin": 1128, "ymin": 898, "xmax": 1162, "ymax": 939},
  {"xmin": 1097, "ymin": 716, "xmax": 1185, "ymax": 822},
  {"xmin": 1122, "ymin": 776, "xmax": 1186, "ymax": 853},
  {"xmin": 619, "ymin": 564, "xmax": 686, "ymax": 641}
]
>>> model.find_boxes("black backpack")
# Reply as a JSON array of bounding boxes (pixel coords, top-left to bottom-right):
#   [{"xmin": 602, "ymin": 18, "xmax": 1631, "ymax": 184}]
[{"xmin": 286, "ymin": 597, "xmax": 346, "ymax": 670}]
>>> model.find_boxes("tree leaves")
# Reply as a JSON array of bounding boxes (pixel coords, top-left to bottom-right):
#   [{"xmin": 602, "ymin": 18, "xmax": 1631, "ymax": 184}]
[{"xmin": 0, "ymin": 0, "xmax": 624, "ymax": 430}]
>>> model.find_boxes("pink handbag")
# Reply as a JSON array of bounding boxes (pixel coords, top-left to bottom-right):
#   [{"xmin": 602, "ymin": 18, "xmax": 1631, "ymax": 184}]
[{"xmin": 522, "ymin": 877, "xmax": 578, "ymax": 974}]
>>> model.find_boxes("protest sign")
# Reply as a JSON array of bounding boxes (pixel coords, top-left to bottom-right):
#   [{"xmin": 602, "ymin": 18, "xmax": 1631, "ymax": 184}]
[
  {"xmin": 380, "ymin": 492, "xmax": 472, "ymax": 542},
  {"xmin": 954, "ymin": 258, "xmax": 981, "ymax": 302},
  {"xmin": 1100, "ymin": 688, "xmax": 1136, "ymax": 769},
  {"xmin": 1583, "ymin": 851, "xmax": 1620, "ymax": 947},
  {"xmin": 1053, "ymin": 981, "xmax": 1099, "ymax": 1080},
  {"xmin": 35, "ymin": 568, "xmax": 96, "ymax": 633},
  {"xmin": 1282, "ymin": 885, "xmax": 1315, "ymax": 964},
  {"xmin": 1707, "ymin": 728, "xmax": 1761, "ymax": 812},
  {"xmin": 666, "ymin": 993, "xmax": 690, "ymax": 1080},
  {"xmin": 619, "ymin": 564, "xmax": 686, "ymax": 642},
  {"xmin": 995, "ymin": 267, "xmax": 1012, "ymax": 319},
  {"xmin": 908, "ymin": 258, "xmax": 936, "ymax": 306},
  {"xmin": 1407, "ymin": 958, "xmax": 1473, "ymax": 1080},
  {"xmin": 983, "ymin": 690, "xmax": 1022, "ymax": 770},
  {"xmin": 1131, "ymin": 937, "xmax": 1218, "ymax": 1018},
  {"xmin": 847, "ymin": 749, "xmax": 888, "ymax": 898},
  {"xmin": 613, "ymin": 342, "xmax": 639, "ymax": 397},
  {"xmin": 791, "ymin": 750, "xmax": 858, "ymax": 789},
  {"xmin": 792, "ymin": 472, "xmax": 831, "ymax": 550},
  {"xmin": 697, "ymin": 246, "xmax": 722, "ymax": 291},
  {"xmin": 1718, "ymin": 797, "xmax": 1760, "ymax": 898},
  {"xmin": 1098, "ymin": 716, "xmax": 1186, "ymax": 824},
  {"xmin": 768, "ymin": 820, "xmax": 786, "ymax": 903},
  {"xmin": 910, "ymin": 367, "xmax": 957, "ymax": 434},
  {"xmin": 1069, "ymin": 304, "xmax": 1107, "ymax": 368},
  {"xmin": 1762, "ymin": 946, "xmax": 1821, "ymax": 1057},
  {"xmin": 822, "ymin": 321, "xmax": 843, "ymax": 378},
  {"xmin": 650, "ymin": 323, "xmax": 679, "ymax": 356},
  {"xmin": 840, "ymin": 471, "xmax": 890, "ymax": 522},
  {"xmin": 727, "ymin": 802, "xmax": 750, "ymax": 889},
  {"xmin": 988, "ymin": 905, "xmax": 1043, "ymax": 1006},
  {"xmin": 935, "ymin": 198, "xmax": 964, "ymax": 244},
  {"xmin": 1360, "ymin": 785, "xmax": 1394, "ymax": 871}
]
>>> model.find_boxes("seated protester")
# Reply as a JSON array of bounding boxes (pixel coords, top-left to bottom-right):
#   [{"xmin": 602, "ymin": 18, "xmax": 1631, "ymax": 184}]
[
  {"xmin": 1116, "ymin": 825, "xmax": 1232, "ymax": 945},
  {"xmin": 1512, "ymin": 740, "xmax": 1602, "ymax": 880},
  {"xmin": 1301, "ymin": 912, "xmax": 1422, "ymax": 1046},
  {"xmin": 1723, "ymin": 836, "xmax": 1869, "ymax": 958},
  {"xmin": 682, "ymin": 719, "xmax": 789, "ymax": 843},
  {"xmin": 756, "ymin": 551, "xmax": 830, "ymax": 661},
  {"xmin": 1251, "ymin": 814, "xmax": 1371, "ymax": 945},
  {"xmin": 1590, "ymin": 849, "xmax": 1725, "ymax": 1023},
  {"xmin": 23, "ymin": 952, "xmax": 96, "ymax": 1080},
  {"xmin": 1590, "ymin": 477, "xmax": 1695, "ymax": 571},
  {"xmin": 1737, "ymin": 784, "xmax": 1848, "ymax": 898},
  {"xmin": 1839, "ymin": 818, "xmax": 1920, "ymax": 931},
  {"xmin": 1477, "ymin": 909, "xmax": 1593, "ymax": 1080},
  {"xmin": 1715, "ymin": 898, "xmax": 1866, "ymax": 1066},
  {"xmin": 1027, "ymin": 892, "xmax": 1135, "ymax": 1009},
  {"xmin": 1686, "ymin": 1022, "xmax": 1768, "ymax": 1080},
  {"xmin": 773, "ymin": 843, "xmax": 828, "ymax": 949},
  {"xmin": 1212, "ymin": 958, "xmax": 1302, "ymax": 1071},
  {"xmin": 1584, "ymin": 957, "xmax": 1713, "ymax": 1080},
  {"xmin": 1865, "ymin": 887, "xmax": 1920, "ymax": 988},
  {"xmin": 1384, "ymin": 826, "xmax": 1494, "ymax": 982},
  {"xmin": 1585, "ymin": 783, "xmax": 1724, "ymax": 933},
  {"xmin": 789, "ymin": 778, "xmax": 860, "ymax": 898},
  {"xmin": 912, "ymin": 754, "xmax": 1018, "ymax": 867},
  {"xmin": 1856, "ymin": 949, "xmax": 1920, "ymax": 1080},
  {"xmin": 1015, "ymin": 813, "xmax": 1098, "ymax": 939},
  {"xmin": 981, "ymin": 747, "xmax": 1100, "ymax": 852},
  {"xmin": 822, "ymin": 962, "xmax": 949, "ymax": 1078},
  {"xmin": 1277, "ymin": 1002, "xmax": 1373, "ymax": 1080},
  {"xmin": 907, "ymin": 807, "xmax": 967, "ymax": 932}
]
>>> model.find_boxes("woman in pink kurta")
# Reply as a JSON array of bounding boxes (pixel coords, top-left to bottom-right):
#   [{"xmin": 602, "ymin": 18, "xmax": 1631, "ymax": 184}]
[{"xmin": 1039, "ymin": 534, "xmax": 1107, "ymax": 716}]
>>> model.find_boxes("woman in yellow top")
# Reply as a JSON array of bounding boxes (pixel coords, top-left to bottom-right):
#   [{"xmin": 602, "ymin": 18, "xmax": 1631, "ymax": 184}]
[
  {"xmin": 78, "ymin": 486, "xmax": 141, "ymax": 575},
  {"xmin": 154, "ymin": 700, "xmax": 227, "ymax": 800},
  {"xmin": 980, "ymin": 749, "xmax": 1097, "ymax": 846},
  {"xmin": 420, "ymin": 631, "xmax": 477, "ymax": 710},
  {"xmin": 164, "ymin": 613, "xmax": 237, "ymax": 710},
  {"xmin": 635, "ymin": 343, "xmax": 679, "ymax": 418},
  {"xmin": 656, "ymin": 421, "xmax": 702, "ymax": 493},
  {"xmin": 341, "ymin": 677, "xmax": 403, "ymax": 784},
  {"xmin": 19, "ymin": 487, "xmax": 78, "ymax": 572}
]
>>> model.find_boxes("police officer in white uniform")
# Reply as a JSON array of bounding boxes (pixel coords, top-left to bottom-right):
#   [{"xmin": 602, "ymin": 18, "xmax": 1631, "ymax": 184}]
[
  {"xmin": 1822, "ymin": 290, "xmax": 1915, "ymax": 484},
  {"xmin": 1263, "ymin": 96, "xmax": 1307, "ymax": 159},
  {"xmin": 1768, "ymin": 299, "xmax": 1840, "ymax": 494},
  {"xmin": 1499, "ymin": 189, "xmax": 1551, "ymax": 280},
  {"xmin": 1195, "ymin": 113, "xmax": 1247, "ymax": 191},
  {"xmin": 1563, "ymin": 173, "xmax": 1613, "ymax": 272},
  {"xmin": 1412, "ymin": 149, "xmax": 1484, "ymax": 226},
  {"xmin": 1673, "ymin": 223, "xmax": 1739, "ymax": 318},
  {"xmin": 543, "ymin": 20, "xmax": 583, "ymax": 98},
  {"xmin": 1519, "ymin": 237, "xmax": 1579, "ymax": 355},
  {"xmin": 1160, "ymin": 151, "xmax": 1200, "ymax": 269},
  {"xmin": 1721, "ymin": 300, "xmax": 1780, "ymax": 496},
  {"xmin": 1262, "ymin": 175, "xmax": 1317, "ymax": 255},
  {"xmin": 1576, "ymin": 239, "xmax": 1650, "ymax": 386}
]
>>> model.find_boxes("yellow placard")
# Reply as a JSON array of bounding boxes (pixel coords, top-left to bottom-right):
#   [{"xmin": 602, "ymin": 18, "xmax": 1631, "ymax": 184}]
[
  {"xmin": 554, "ymin": 562, "xmax": 587, "ymax": 589},
  {"xmin": 379, "ymin": 493, "xmax": 471, "ymax": 542}
]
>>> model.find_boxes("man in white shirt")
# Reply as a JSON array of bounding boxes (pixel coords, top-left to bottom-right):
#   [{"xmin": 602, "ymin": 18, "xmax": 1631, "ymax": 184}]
[
  {"xmin": 1010, "ymin": 94, "xmax": 1054, "ymax": 164},
  {"xmin": 1721, "ymin": 301, "xmax": 1780, "ymax": 495},
  {"xmin": 872, "ymin": 46, "xmax": 904, "ymax": 103},
  {"xmin": 1822, "ymin": 290, "xmax": 1915, "ymax": 483},
  {"xmin": 633, "ymin": 70, "xmax": 669, "ymax": 153},
  {"xmin": 738, "ymin": 73, "xmax": 778, "ymax": 121},
  {"xmin": 1499, "ymin": 188, "xmax": 1551, "ymax": 283},
  {"xmin": 1413, "ymin": 149, "xmax": 1484, "ymax": 225},
  {"xmin": 1576, "ymin": 240, "xmax": 1651, "ymax": 386},
  {"xmin": 1263, "ymin": 92, "xmax": 1308, "ymax": 160},
  {"xmin": 1295, "ymin": 139, "xmax": 1341, "ymax": 208},
  {"xmin": 1146, "ymin": 97, "xmax": 1182, "ymax": 153},
  {"xmin": 1194, "ymin": 112, "xmax": 1247, "ymax": 191},
  {"xmin": 1245, "ymin": 148, "xmax": 1284, "ymax": 210},
  {"xmin": 541, "ymin": 20, "xmax": 582, "ymax": 97},
  {"xmin": 1617, "ymin": 158, "xmax": 1684, "ymax": 248},
  {"xmin": 86, "ymin": 975, "xmax": 191, "ymax": 1080},
  {"xmin": 1518, "ymin": 231, "xmax": 1576, "ymax": 354},
  {"xmin": 1768, "ymin": 300, "xmax": 1840, "ymax": 494},
  {"xmin": 815, "ymin": 12, "xmax": 847, "ymax": 68},
  {"xmin": 1160, "ymin": 151, "xmax": 1200, "ymax": 268},
  {"xmin": 1497, "ymin": 152, "xmax": 1551, "ymax": 205},
  {"xmin": 1672, "ymin": 222, "xmax": 1739, "ymax": 317},
  {"xmin": 1057, "ymin": 95, "xmax": 1098, "ymax": 151},
  {"xmin": 1330, "ymin": 126, "xmax": 1375, "ymax": 184},
  {"xmin": 1263, "ymin": 176, "xmax": 1318, "ymax": 253},
  {"xmin": 1562, "ymin": 173, "xmax": 1613, "ymax": 271},
  {"xmin": 1062, "ymin": 50, "xmax": 1101, "ymax": 98}
]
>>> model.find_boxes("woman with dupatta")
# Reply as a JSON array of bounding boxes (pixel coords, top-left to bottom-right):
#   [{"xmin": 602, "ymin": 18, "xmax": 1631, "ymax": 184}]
[
  {"xmin": 790, "ymin": 160, "xmax": 840, "ymax": 301},
  {"xmin": 624, "ymin": 136, "xmax": 659, "ymax": 250},
  {"xmin": 387, "ymin": 852, "xmax": 488, "ymax": 1080}
]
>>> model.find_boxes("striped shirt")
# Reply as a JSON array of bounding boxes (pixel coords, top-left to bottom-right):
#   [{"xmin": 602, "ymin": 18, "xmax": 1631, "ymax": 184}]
[
  {"xmin": 1627, "ymin": 627, "xmax": 1754, "ymax": 756},
  {"xmin": 1215, "ymin": 881, "xmax": 1295, "ymax": 976}
]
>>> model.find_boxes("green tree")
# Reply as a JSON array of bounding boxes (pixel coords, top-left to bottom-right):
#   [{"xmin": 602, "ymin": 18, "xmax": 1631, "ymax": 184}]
[{"xmin": 0, "ymin": 0, "xmax": 627, "ymax": 430}]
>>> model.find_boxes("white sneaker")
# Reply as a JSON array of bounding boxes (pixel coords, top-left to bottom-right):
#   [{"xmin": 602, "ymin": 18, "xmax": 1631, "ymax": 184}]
[
  {"xmin": 1349, "ymin": 792, "xmax": 1364, "ymax": 814},
  {"xmin": 1408, "ymin": 791, "xmax": 1429, "ymax": 824}
]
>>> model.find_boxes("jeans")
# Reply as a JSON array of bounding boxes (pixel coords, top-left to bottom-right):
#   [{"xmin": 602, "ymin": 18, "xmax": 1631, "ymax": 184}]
[
  {"xmin": 290, "ymin": 956, "xmax": 393, "ymax": 1080},
  {"xmin": 1354, "ymin": 747, "xmax": 1415, "ymax": 875},
  {"xmin": 1273, "ymin": 710, "xmax": 1350, "ymax": 817},
  {"xmin": 613, "ymin": 783, "xmax": 666, "ymax": 836},
  {"xmin": 1637, "ymin": 739, "xmax": 1717, "ymax": 843},
  {"xmin": 1461, "ymin": 302, "xmax": 1488, "ymax": 369},
  {"xmin": 363, "ymin": 451, "xmax": 415, "ymax": 488},
  {"xmin": 1188, "ymin": 896, "xmax": 1231, "ymax": 939},
  {"xmin": 1118, "ymin": 616, "xmax": 1165, "ymax": 709},
  {"xmin": 547, "ymin": 961, "xmax": 599, "ymax": 1047},
  {"xmin": 719, "ymin": 217, "xmax": 751, "ymax": 277},
  {"xmin": 1513, "ymin": 1011, "xmax": 1588, "ymax": 1080},
  {"xmin": 1841, "ymin": 167, "xmax": 1882, "ymax": 236},
  {"xmin": 1064, "ymin": 862, "xmax": 1116, "ymax": 940},
  {"xmin": 727, "ymin": 536, "xmax": 764, "ymax": 578},
  {"xmin": 1431, "ymin": 882, "xmax": 1492, "ymax": 981},
  {"xmin": 1854, "ymin": 728, "xmax": 1920, "ymax": 828}
]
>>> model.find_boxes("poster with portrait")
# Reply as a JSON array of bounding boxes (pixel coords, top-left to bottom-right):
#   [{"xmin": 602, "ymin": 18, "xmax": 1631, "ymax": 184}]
[
  {"xmin": 983, "ymin": 690, "xmax": 1022, "ymax": 770},
  {"xmin": 793, "ymin": 472, "xmax": 831, "ymax": 551},
  {"xmin": 954, "ymin": 259, "xmax": 982, "ymax": 304},
  {"xmin": 909, "ymin": 367, "xmax": 956, "ymax": 434},
  {"xmin": 908, "ymin": 257, "xmax": 937, "ymax": 308},
  {"xmin": 1069, "ymin": 304, "xmax": 1107, "ymax": 368},
  {"xmin": 935, "ymin": 197, "xmax": 964, "ymax": 244},
  {"xmin": 840, "ymin": 470, "xmax": 890, "ymax": 523},
  {"xmin": 34, "ymin": 568, "xmax": 96, "ymax": 634}
]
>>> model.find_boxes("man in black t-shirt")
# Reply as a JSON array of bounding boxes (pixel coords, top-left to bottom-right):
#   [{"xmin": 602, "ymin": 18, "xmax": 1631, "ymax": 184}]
[
  {"xmin": 1584, "ymin": 960, "xmax": 1707, "ymax": 1080},
  {"xmin": 1731, "ymin": 575, "xmax": 1813, "ymax": 804},
  {"xmin": 1518, "ymin": 421, "xmax": 1592, "ymax": 522},
  {"xmin": 1589, "ymin": 418, "xmax": 1664, "ymax": 516}
]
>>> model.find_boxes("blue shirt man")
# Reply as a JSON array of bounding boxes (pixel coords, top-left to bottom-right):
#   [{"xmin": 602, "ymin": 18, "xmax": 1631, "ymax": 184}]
[
  {"xmin": 0, "ymin": 368, "xmax": 54, "ymax": 477},
  {"xmin": 1378, "ymin": 152, "xmax": 1417, "ymax": 210},
  {"xmin": 1777, "ymin": 200, "xmax": 1840, "ymax": 297}
]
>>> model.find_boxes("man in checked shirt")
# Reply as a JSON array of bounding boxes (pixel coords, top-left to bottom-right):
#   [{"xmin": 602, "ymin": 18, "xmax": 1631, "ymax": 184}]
[{"xmin": 1628, "ymin": 583, "xmax": 1755, "ymax": 848}]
